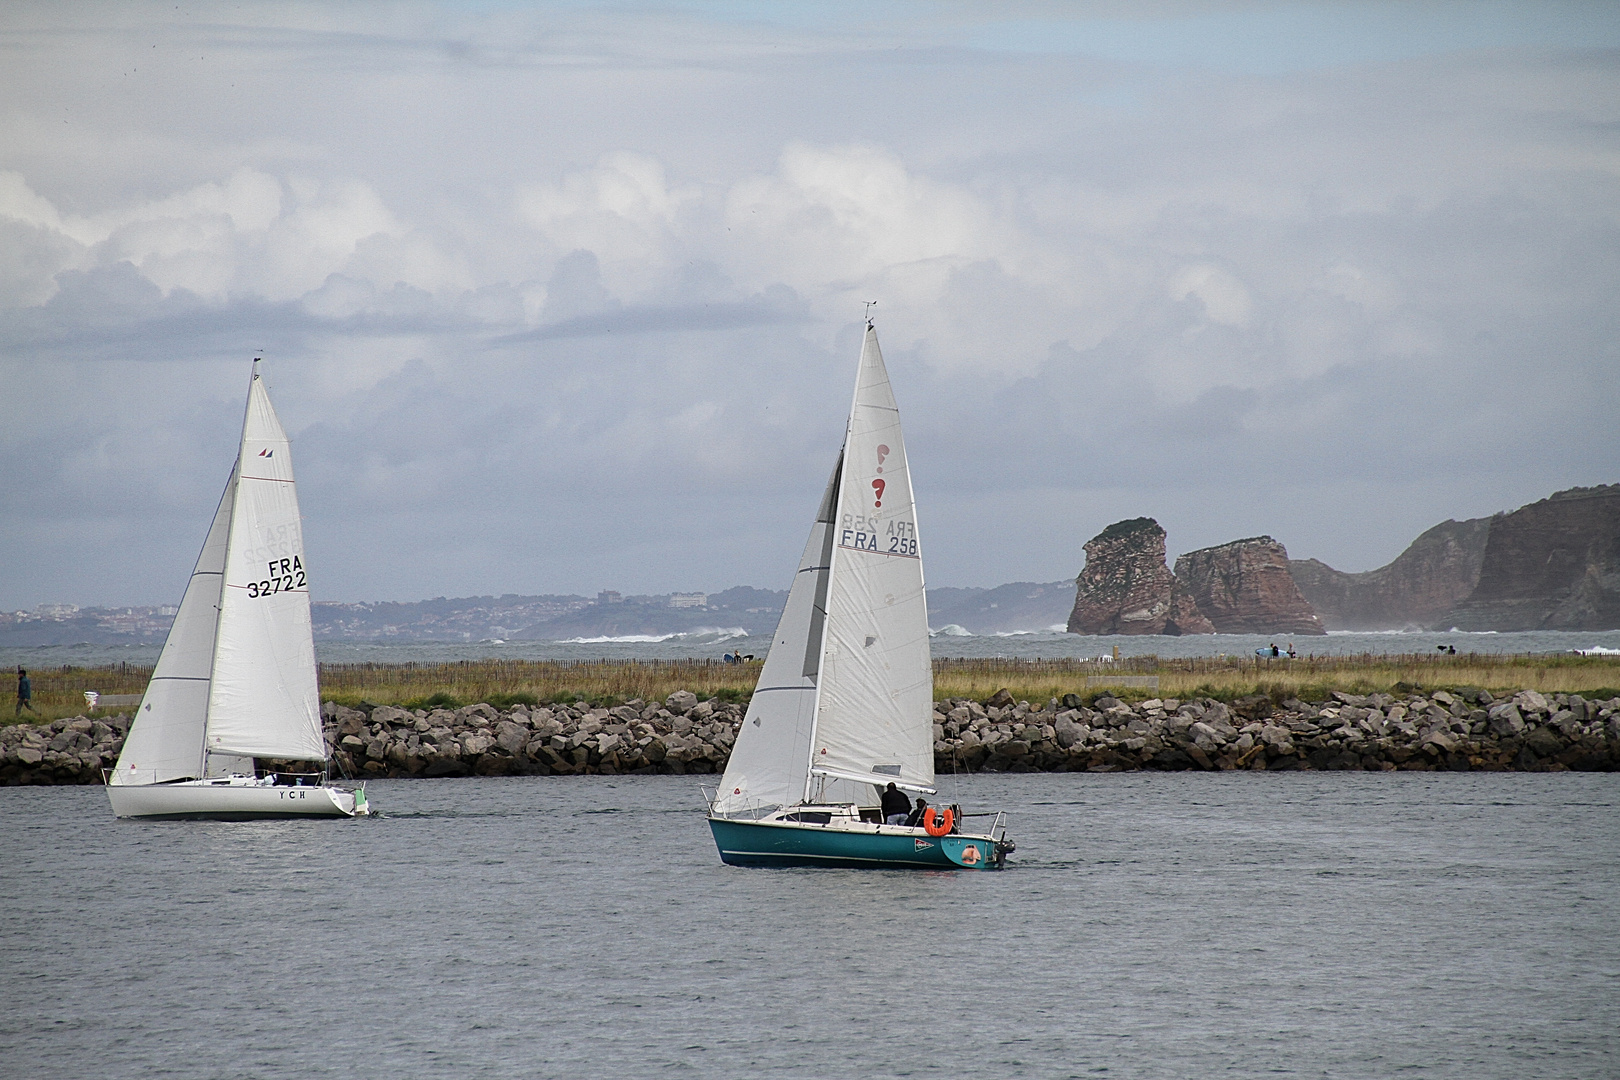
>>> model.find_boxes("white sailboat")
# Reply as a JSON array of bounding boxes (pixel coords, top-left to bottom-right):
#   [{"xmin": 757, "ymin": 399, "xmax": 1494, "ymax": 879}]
[
  {"xmin": 106, "ymin": 360, "xmax": 367, "ymax": 820},
  {"xmin": 707, "ymin": 319, "xmax": 1012, "ymax": 869}
]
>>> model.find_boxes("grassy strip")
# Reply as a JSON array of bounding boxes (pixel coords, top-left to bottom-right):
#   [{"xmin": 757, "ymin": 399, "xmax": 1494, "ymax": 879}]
[
  {"xmin": 932, "ymin": 653, "xmax": 1620, "ymax": 705},
  {"xmin": 7, "ymin": 653, "xmax": 1619, "ymax": 725}
]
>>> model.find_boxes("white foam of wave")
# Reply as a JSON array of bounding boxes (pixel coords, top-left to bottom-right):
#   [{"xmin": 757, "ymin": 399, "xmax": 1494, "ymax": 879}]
[
  {"xmin": 1327, "ymin": 629, "xmax": 1507, "ymax": 636},
  {"xmin": 1327, "ymin": 629, "xmax": 1421, "ymax": 636},
  {"xmin": 931, "ymin": 624, "xmax": 973, "ymax": 637},
  {"xmin": 1575, "ymin": 646, "xmax": 1620, "ymax": 655},
  {"xmin": 558, "ymin": 627, "xmax": 750, "ymax": 645}
]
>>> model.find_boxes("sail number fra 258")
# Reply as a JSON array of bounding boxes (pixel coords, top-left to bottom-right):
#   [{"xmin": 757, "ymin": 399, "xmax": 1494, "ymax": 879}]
[
  {"xmin": 245, "ymin": 556, "xmax": 306, "ymax": 598},
  {"xmin": 839, "ymin": 515, "xmax": 918, "ymax": 557}
]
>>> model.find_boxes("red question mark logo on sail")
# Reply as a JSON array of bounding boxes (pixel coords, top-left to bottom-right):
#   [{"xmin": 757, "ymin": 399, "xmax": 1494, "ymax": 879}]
[{"xmin": 873, "ymin": 444, "xmax": 890, "ymax": 507}]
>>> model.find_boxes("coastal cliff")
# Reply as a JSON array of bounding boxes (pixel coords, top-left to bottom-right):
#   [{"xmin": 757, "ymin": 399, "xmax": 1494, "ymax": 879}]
[
  {"xmin": 1291, "ymin": 517, "xmax": 1492, "ymax": 630},
  {"xmin": 1441, "ymin": 485, "xmax": 1620, "ymax": 631},
  {"xmin": 1172, "ymin": 537, "xmax": 1326, "ymax": 635}
]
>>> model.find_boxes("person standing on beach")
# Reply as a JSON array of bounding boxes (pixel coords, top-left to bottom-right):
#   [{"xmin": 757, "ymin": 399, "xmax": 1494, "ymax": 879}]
[{"xmin": 16, "ymin": 667, "xmax": 34, "ymax": 716}]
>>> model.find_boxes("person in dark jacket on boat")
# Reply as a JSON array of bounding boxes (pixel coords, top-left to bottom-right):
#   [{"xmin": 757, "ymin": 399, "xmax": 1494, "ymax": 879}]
[
  {"xmin": 904, "ymin": 797, "xmax": 929, "ymax": 828},
  {"xmin": 880, "ymin": 782, "xmax": 911, "ymax": 825},
  {"xmin": 16, "ymin": 667, "xmax": 34, "ymax": 716}
]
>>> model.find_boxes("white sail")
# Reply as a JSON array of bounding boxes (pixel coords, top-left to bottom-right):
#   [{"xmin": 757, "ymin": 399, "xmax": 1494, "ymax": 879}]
[
  {"xmin": 110, "ymin": 468, "xmax": 236, "ymax": 786},
  {"xmin": 713, "ymin": 456, "xmax": 842, "ymax": 814},
  {"xmin": 203, "ymin": 367, "xmax": 326, "ymax": 762},
  {"xmin": 811, "ymin": 325, "xmax": 935, "ymax": 796}
]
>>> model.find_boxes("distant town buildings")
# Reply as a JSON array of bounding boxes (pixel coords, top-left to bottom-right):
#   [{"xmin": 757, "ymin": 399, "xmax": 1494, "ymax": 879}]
[
  {"xmin": 597, "ymin": 590, "xmax": 623, "ymax": 605},
  {"xmin": 668, "ymin": 592, "xmax": 708, "ymax": 609}
]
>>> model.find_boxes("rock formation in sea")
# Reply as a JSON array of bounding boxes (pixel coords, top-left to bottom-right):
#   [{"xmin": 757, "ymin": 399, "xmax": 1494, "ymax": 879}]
[
  {"xmin": 1172, "ymin": 537, "xmax": 1327, "ymax": 635},
  {"xmin": 1290, "ymin": 517, "xmax": 1493, "ymax": 631},
  {"xmin": 1067, "ymin": 518, "xmax": 1178, "ymax": 635},
  {"xmin": 1164, "ymin": 577, "xmax": 1217, "ymax": 635},
  {"xmin": 1440, "ymin": 484, "xmax": 1620, "ymax": 631}
]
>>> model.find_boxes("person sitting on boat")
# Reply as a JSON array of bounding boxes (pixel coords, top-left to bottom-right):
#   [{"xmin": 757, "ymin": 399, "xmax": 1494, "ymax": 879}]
[
  {"xmin": 905, "ymin": 797, "xmax": 929, "ymax": 828},
  {"xmin": 880, "ymin": 782, "xmax": 911, "ymax": 825}
]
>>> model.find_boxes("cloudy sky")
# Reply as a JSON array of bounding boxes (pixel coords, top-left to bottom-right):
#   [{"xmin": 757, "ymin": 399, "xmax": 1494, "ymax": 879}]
[{"xmin": 3, "ymin": 1, "xmax": 1618, "ymax": 610}]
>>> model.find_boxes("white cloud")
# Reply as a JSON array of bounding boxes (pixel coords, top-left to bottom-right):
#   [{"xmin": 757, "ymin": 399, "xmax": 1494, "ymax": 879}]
[{"xmin": 1168, "ymin": 263, "xmax": 1251, "ymax": 327}]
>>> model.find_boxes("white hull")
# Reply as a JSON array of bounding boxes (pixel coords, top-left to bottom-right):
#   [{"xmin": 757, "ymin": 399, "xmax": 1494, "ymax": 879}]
[{"xmin": 107, "ymin": 777, "xmax": 363, "ymax": 819}]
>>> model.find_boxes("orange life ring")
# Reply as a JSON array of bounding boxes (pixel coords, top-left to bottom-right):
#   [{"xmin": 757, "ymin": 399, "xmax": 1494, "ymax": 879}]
[{"xmin": 923, "ymin": 807, "xmax": 954, "ymax": 836}]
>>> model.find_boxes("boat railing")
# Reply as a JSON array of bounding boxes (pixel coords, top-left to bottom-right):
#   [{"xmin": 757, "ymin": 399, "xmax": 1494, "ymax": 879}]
[{"xmin": 957, "ymin": 810, "xmax": 1009, "ymax": 840}]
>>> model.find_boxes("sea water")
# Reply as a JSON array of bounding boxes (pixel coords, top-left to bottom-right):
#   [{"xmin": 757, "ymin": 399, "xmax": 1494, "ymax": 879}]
[
  {"xmin": 2, "ymin": 773, "xmax": 1615, "ymax": 1078},
  {"xmin": 6, "ymin": 628, "xmax": 1620, "ymax": 668}
]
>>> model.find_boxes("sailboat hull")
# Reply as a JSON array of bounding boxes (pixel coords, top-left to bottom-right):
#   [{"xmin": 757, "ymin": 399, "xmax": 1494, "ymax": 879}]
[
  {"xmin": 709, "ymin": 817, "xmax": 1003, "ymax": 870},
  {"xmin": 107, "ymin": 779, "xmax": 360, "ymax": 820}
]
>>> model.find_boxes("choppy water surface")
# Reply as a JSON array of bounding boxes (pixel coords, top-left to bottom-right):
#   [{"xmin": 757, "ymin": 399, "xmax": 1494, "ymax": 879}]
[
  {"xmin": 2, "ymin": 774, "xmax": 1615, "ymax": 1079},
  {"xmin": 7, "ymin": 628, "xmax": 1620, "ymax": 669}
]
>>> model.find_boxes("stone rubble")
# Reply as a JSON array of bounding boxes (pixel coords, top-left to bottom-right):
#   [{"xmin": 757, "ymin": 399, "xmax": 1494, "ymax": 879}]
[{"xmin": 4, "ymin": 687, "xmax": 1618, "ymax": 785}]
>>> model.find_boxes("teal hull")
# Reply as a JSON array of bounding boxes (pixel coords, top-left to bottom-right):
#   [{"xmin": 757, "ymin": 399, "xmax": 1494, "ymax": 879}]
[{"xmin": 709, "ymin": 817, "xmax": 1004, "ymax": 870}]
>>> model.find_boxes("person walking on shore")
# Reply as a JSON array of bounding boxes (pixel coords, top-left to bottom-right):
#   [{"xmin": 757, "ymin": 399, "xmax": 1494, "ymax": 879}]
[{"xmin": 16, "ymin": 667, "xmax": 34, "ymax": 716}]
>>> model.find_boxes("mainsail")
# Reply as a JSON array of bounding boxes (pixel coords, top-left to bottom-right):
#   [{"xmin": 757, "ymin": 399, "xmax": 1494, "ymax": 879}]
[
  {"xmin": 203, "ymin": 367, "xmax": 326, "ymax": 762},
  {"xmin": 110, "ymin": 468, "xmax": 235, "ymax": 786},
  {"xmin": 714, "ymin": 324, "xmax": 934, "ymax": 813}
]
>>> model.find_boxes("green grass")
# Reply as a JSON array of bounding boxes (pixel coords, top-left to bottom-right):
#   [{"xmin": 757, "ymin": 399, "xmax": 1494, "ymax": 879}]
[{"xmin": 7, "ymin": 652, "xmax": 1618, "ymax": 725}]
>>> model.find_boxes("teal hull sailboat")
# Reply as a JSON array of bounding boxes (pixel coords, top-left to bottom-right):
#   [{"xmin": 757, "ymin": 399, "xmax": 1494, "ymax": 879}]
[
  {"xmin": 710, "ymin": 813, "xmax": 1008, "ymax": 869},
  {"xmin": 706, "ymin": 319, "xmax": 1013, "ymax": 869}
]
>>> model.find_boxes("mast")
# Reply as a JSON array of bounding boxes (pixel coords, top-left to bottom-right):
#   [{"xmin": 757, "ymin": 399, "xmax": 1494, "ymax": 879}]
[{"xmin": 198, "ymin": 359, "xmax": 257, "ymax": 777}]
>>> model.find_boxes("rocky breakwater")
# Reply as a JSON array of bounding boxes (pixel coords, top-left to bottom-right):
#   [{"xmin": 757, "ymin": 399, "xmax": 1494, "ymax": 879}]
[
  {"xmin": 933, "ymin": 688, "xmax": 1620, "ymax": 773},
  {"xmin": 8, "ymin": 687, "xmax": 1618, "ymax": 784},
  {"xmin": 0, "ymin": 714, "xmax": 128, "ymax": 784},
  {"xmin": 323, "ymin": 690, "xmax": 743, "ymax": 778}
]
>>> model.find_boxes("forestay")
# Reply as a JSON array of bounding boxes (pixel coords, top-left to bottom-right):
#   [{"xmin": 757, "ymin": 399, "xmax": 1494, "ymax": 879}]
[
  {"xmin": 110, "ymin": 469, "xmax": 235, "ymax": 786},
  {"xmin": 712, "ymin": 457, "xmax": 843, "ymax": 814},
  {"xmin": 202, "ymin": 368, "xmax": 326, "ymax": 762}
]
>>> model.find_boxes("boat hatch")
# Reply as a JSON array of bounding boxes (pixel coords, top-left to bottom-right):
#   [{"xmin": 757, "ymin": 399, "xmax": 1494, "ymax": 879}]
[{"xmin": 780, "ymin": 811, "xmax": 832, "ymax": 824}]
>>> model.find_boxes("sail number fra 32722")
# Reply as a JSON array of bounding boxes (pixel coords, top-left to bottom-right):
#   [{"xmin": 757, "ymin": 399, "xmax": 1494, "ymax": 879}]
[{"xmin": 244, "ymin": 556, "xmax": 306, "ymax": 598}]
